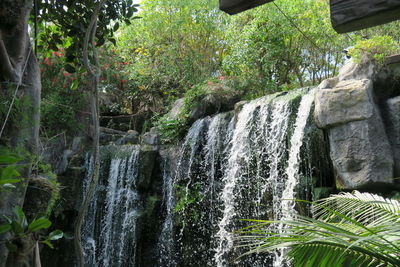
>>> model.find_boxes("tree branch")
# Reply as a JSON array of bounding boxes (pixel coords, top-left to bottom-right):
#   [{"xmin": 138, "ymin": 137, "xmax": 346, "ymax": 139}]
[{"xmin": 73, "ymin": 1, "xmax": 107, "ymax": 267}]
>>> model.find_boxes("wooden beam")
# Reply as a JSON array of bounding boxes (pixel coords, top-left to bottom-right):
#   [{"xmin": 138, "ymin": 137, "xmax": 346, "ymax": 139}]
[
  {"xmin": 330, "ymin": 0, "xmax": 400, "ymax": 33},
  {"xmin": 219, "ymin": 0, "xmax": 273, "ymax": 15},
  {"xmin": 385, "ymin": 54, "xmax": 400, "ymax": 65}
]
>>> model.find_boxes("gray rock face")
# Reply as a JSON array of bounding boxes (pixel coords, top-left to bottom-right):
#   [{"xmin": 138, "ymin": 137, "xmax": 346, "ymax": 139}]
[
  {"xmin": 315, "ymin": 75, "xmax": 393, "ymax": 189},
  {"xmin": 115, "ymin": 130, "xmax": 139, "ymax": 145},
  {"xmin": 315, "ymin": 79, "xmax": 374, "ymax": 127},
  {"xmin": 188, "ymin": 85, "xmax": 241, "ymax": 123},
  {"xmin": 328, "ymin": 120, "xmax": 393, "ymax": 188},
  {"xmin": 143, "ymin": 127, "xmax": 160, "ymax": 145},
  {"xmin": 167, "ymin": 85, "xmax": 241, "ymax": 124},
  {"xmin": 338, "ymin": 59, "xmax": 376, "ymax": 81},
  {"xmin": 167, "ymin": 98, "xmax": 185, "ymax": 120},
  {"xmin": 386, "ymin": 96, "xmax": 400, "ymax": 176}
]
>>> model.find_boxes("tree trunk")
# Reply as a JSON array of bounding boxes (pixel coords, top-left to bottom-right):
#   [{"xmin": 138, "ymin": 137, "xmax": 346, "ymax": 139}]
[
  {"xmin": 0, "ymin": 1, "xmax": 41, "ymax": 266},
  {"xmin": 73, "ymin": 1, "xmax": 106, "ymax": 266}
]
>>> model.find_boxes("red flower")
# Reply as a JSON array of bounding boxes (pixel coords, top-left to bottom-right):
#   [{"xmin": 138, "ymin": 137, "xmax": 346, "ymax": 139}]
[
  {"xmin": 64, "ymin": 72, "xmax": 70, "ymax": 77},
  {"xmin": 120, "ymin": 79, "xmax": 127, "ymax": 84},
  {"xmin": 44, "ymin": 58, "xmax": 51, "ymax": 66},
  {"xmin": 207, "ymin": 81, "xmax": 214, "ymax": 86},
  {"xmin": 123, "ymin": 62, "xmax": 129, "ymax": 65},
  {"xmin": 218, "ymin": 76, "xmax": 225, "ymax": 81}
]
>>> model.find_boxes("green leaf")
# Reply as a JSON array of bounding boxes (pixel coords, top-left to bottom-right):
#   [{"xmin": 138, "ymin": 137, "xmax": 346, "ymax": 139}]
[
  {"xmin": 0, "ymin": 155, "xmax": 20, "ymax": 165},
  {"xmin": 1, "ymin": 166, "xmax": 20, "ymax": 180},
  {"xmin": 47, "ymin": 230, "xmax": 63, "ymax": 241},
  {"xmin": 11, "ymin": 221, "xmax": 23, "ymax": 235},
  {"xmin": 1, "ymin": 183, "xmax": 16, "ymax": 189},
  {"xmin": 28, "ymin": 218, "xmax": 52, "ymax": 232},
  {"xmin": 70, "ymin": 79, "xmax": 79, "ymax": 90},
  {"xmin": 3, "ymin": 215, "xmax": 12, "ymax": 224},
  {"xmin": 0, "ymin": 178, "xmax": 21, "ymax": 185},
  {"xmin": 0, "ymin": 224, "xmax": 11, "ymax": 234},
  {"xmin": 41, "ymin": 240, "xmax": 54, "ymax": 249},
  {"xmin": 13, "ymin": 207, "xmax": 27, "ymax": 229},
  {"xmin": 63, "ymin": 232, "xmax": 74, "ymax": 240}
]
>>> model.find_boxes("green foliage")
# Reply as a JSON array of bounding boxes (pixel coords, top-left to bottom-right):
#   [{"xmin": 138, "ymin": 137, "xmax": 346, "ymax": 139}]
[
  {"xmin": 0, "ymin": 207, "xmax": 63, "ymax": 252},
  {"xmin": 115, "ymin": 0, "xmax": 230, "ymax": 117},
  {"xmin": 36, "ymin": 0, "xmax": 139, "ymax": 72},
  {"xmin": 40, "ymin": 51, "xmax": 86, "ymax": 137},
  {"xmin": 348, "ymin": 35, "xmax": 399, "ymax": 65},
  {"xmin": 155, "ymin": 117, "xmax": 187, "ymax": 144},
  {"xmin": 0, "ymin": 148, "xmax": 22, "ymax": 191},
  {"xmin": 174, "ymin": 184, "xmax": 204, "ymax": 227},
  {"xmin": 222, "ymin": 0, "xmax": 351, "ymax": 95},
  {"xmin": 155, "ymin": 82, "xmax": 210, "ymax": 144},
  {"xmin": 182, "ymin": 84, "xmax": 208, "ymax": 116},
  {"xmin": 238, "ymin": 191, "xmax": 400, "ymax": 267}
]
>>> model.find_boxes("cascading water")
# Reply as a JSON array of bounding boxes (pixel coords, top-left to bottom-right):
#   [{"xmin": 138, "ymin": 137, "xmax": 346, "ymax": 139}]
[
  {"xmin": 157, "ymin": 156, "xmax": 177, "ymax": 266},
  {"xmin": 80, "ymin": 87, "xmax": 324, "ymax": 267},
  {"xmin": 167, "ymin": 88, "xmax": 316, "ymax": 267},
  {"xmin": 274, "ymin": 89, "xmax": 316, "ymax": 266},
  {"xmin": 82, "ymin": 146, "xmax": 142, "ymax": 267}
]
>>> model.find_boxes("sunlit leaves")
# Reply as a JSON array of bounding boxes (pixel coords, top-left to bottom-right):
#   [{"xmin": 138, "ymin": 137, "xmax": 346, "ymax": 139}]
[{"xmin": 237, "ymin": 191, "xmax": 400, "ymax": 267}]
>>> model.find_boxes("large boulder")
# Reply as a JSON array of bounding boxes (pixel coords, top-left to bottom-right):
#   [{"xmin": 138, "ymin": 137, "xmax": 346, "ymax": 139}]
[
  {"xmin": 167, "ymin": 84, "xmax": 241, "ymax": 124},
  {"xmin": 315, "ymin": 76, "xmax": 393, "ymax": 189},
  {"xmin": 188, "ymin": 84, "xmax": 241, "ymax": 123},
  {"xmin": 143, "ymin": 127, "xmax": 160, "ymax": 146}
]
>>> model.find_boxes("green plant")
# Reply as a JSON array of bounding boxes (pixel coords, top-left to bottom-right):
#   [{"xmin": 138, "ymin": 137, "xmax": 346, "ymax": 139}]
[
  {"xmin": 155, "ymin": 116, "xmax": 188, "ymax": 144},
  {"xmin": 348, "ymin": 36, "xmax": 399, "ymax": 64},
  {"xmin": 174, "ymin": 184, "xmax": 204, "ymax": 227},
  {"xmin": 0, "ymin": 148, "xmax": 23, "ymax": 191},
  {"xmin": 181, "ymin": 83, "xmax": 208, "ymax": 116},
  {"xmin": 237, "ymin": 191, "xmax": 400, "ymax": 267},
  {"xmin": 154, "ymin": 82, "xmax": 212, "ymax": 144},
  {"xmin": 0, "ymin": 207, "xmax": 63, "ymax": 252}
]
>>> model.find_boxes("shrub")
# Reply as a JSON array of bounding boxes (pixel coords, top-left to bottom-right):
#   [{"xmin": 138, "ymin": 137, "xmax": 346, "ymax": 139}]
[{"xmin": 348, "ymin": 35, "xmax": 399, "ymax": 64}]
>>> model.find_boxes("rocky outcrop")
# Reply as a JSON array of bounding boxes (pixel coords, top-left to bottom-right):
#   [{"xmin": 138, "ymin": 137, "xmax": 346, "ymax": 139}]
[
  {"xmin": 315, "ymin": 60, "xmax": 396, "ymax": 189},
  {"xmin": 167, "ymin": 85, "xmax": 241, "ymax": 123}
]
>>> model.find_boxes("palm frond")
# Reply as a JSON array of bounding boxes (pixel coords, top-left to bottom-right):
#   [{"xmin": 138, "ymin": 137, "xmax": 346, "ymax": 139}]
[{"xmin": 237, "ymin": 191, "xmax": 400, "ymax": 267}]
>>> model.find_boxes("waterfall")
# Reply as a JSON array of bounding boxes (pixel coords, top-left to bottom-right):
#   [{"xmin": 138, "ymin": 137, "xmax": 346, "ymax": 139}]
[
  {"xmin": 212, "ymin": 89, "xmax": 315, "ymax": 266},
  {"xmin": 157, "ymin": 156, "xmax": 177, "ymax": 266},
  {"xmin": 80, "ymin": 87, "xmax": 320, "ymax": 267},
  {"xmin": 282, "ymin": 89, "xmax": 316, "ymax": 217},
  {"xmin": 82, "ymin": 146, "xmax": 141, "ymax": 267},
  {"xmin": 274, "ymin": 89, "xmax": 316, "ymax": 266}
]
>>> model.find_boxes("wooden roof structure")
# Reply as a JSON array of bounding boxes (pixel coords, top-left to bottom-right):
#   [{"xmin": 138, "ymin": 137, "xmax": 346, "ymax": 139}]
[
  {"xmin": 219, "ymin": 0, "xmax": 400, "ymax": 33},
  {"xmin": 331, "ymin": 0, "xmax": 400, "ymax": 33},
  {"xmin": 219, "ymin": 0, "xmax": 273, "ymax": 15}
]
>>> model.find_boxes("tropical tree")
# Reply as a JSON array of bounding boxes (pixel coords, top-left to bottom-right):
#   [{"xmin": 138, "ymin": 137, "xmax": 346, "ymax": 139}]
[
  {"xmin": 237, "ymin": 191, "xmax": 400, "ymax": 267},
  {"xmin": 117, "ymin": 0, "xmax": 231, "ymax": 114},
  {"xmin": 222, "ymin": 0, "xmax": 351, "ymax": 97}
]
